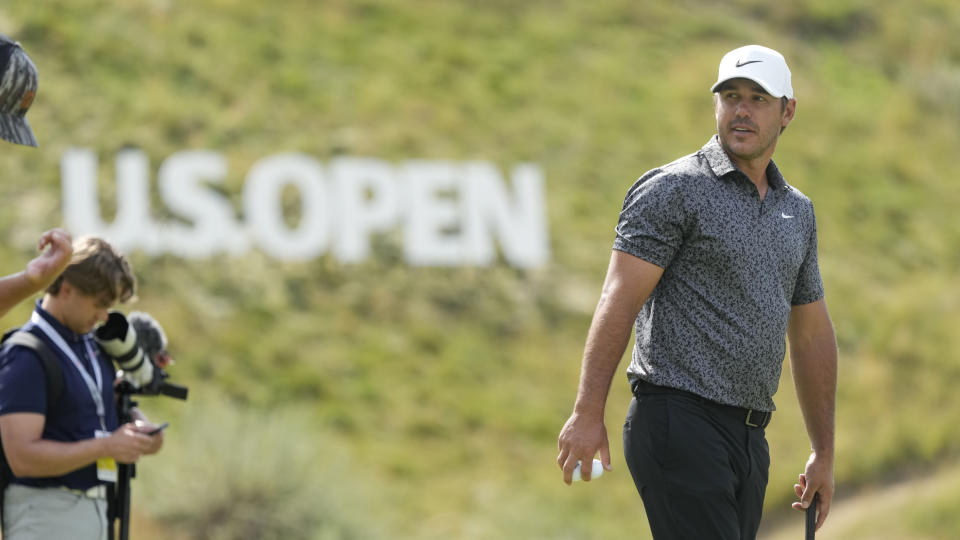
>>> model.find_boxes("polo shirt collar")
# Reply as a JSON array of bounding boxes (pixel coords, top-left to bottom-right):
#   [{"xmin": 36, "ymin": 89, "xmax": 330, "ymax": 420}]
[
  {"xmin": 702, "ymin": 135, "xmax": 787, "ymax": 191},
  {"xmin": 33, "ymin": 299, "xmax": 84, "ymax": 343}
]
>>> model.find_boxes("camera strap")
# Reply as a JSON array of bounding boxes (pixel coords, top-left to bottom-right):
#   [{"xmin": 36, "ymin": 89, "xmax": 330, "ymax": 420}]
[{"xmin": 30, "ymin": 312, "xmax": 106, "ymax": 431}]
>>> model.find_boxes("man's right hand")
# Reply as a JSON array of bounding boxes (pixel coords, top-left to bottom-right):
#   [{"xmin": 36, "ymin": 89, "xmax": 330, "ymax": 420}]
[
  {"xmin": 24, "ymin": 228, "xmax": 73, "ymax": 288},
  {"xmin": 107, "ymin": 423, "xmax": 156, "ymax": 464},
  {"xmin": 556, "ymin": 252, "xmax": 663, "ymax": 486},
  {"xmin": 557, "ymin": 412, "xmax": 612, "ymax": 484}
]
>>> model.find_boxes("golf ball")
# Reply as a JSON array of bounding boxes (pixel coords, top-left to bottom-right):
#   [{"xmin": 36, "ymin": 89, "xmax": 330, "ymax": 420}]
[{"xmin": 572, "ymin": 459, "xmax": 604, "ymax": 481}]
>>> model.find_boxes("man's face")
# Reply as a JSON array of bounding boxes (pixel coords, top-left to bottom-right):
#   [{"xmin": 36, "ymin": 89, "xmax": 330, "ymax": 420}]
[
  {"xmin": 714, "ymin": 78, "xmax": 795, "ymax": 163},
  {"xmin": 59, "ymin": 283, "xmax": 114, "ymax": 335}
]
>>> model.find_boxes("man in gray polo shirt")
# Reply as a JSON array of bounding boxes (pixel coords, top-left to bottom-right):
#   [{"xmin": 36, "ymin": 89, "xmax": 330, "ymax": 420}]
[{"xmin": 557, "ymin": 44, "xmax": 837, "ymax": 538}]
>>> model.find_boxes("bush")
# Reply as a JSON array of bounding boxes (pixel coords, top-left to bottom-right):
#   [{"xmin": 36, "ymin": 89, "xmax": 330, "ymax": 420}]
[{"xmin": 134, "ymin": 391, "xmax": 382, "ymax": 540}]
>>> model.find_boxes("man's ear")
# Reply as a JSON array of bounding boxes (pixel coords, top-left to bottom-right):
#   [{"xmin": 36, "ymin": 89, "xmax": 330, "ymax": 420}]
[{"xmin": 782, "ymin": 98, "xmax": 797, "ymax": 129}]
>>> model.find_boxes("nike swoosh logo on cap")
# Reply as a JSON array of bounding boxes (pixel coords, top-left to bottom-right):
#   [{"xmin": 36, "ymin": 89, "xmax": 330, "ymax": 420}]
[{"xmin": 736, "ymin": 59, "xmax": 762, "ymax": 67}]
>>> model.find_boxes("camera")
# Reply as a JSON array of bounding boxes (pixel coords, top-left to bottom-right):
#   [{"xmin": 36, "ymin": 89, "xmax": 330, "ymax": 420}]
[
  {"xmin": 94, "ymin": 310, "xmax": 187, "ymax": 540},
  {"xmin": 95, "ymin": 310, "xmax": 188, "ymax": 400}
]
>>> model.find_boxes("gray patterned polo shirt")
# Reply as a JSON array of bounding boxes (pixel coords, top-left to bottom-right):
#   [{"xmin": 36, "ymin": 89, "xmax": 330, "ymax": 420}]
[{"xmin": 614, "ymin": 135, "xmax": 824, "ymax": 411}]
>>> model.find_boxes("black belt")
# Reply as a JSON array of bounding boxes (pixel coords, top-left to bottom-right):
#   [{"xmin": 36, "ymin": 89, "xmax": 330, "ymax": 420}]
[{"xmin": 631, "ymin": 380, "xmax": 772, "ymax": 429}]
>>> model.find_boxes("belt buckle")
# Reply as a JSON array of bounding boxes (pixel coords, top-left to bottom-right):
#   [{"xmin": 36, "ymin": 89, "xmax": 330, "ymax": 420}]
[{"xmin": 745, "ymin": 409, "xmax": 763, "ymax": 428}]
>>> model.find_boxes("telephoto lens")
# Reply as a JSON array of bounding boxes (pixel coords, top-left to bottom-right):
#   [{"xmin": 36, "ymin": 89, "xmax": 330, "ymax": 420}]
[{"xmin": 95, "ymin": 311, "xmax": 155, "ymax": 388}]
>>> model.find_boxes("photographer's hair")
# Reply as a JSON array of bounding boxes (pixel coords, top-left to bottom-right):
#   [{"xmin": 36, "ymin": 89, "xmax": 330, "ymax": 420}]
[{"xmin": 46, "ymin": 236, "xmax": 136, "ymax": 303}]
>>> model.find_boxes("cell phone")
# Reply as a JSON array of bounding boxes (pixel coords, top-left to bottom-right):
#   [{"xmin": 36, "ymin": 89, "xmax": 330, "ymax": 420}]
[{"xmin": 146, "ymin": 422, "xmax": 169, "ymax": 436}]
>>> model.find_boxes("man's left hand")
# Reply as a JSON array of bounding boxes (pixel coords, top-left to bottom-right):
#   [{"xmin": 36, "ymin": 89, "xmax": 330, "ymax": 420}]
[
  {"xmin": 133, "ymin": 420, "xmax": 165, "ymax": 455},
  {"xmin": 792, "ymin": 452, "xmax": 834, "ymax": 531}
]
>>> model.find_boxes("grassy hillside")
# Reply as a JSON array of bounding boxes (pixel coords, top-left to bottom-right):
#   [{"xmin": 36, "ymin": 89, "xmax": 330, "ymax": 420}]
[{"xmin": 1, "ymin": 1, "xmax": 958, "ymax": 538}]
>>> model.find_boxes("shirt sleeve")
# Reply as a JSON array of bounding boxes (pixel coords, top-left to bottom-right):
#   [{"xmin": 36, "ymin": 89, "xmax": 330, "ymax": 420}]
[
  {"xmin": 612, "ymin": 169, "xmax": 687, "ymax": 268},
  {"xmin": 791, "ymin": 205, "xmax": 826, "ymax": 305},
  {"xmin": 0, "ymin": 346, "xmax": 48, "ymax": 416}
]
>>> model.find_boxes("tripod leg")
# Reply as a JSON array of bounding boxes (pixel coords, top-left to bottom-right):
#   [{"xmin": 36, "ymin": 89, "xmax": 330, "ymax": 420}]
[
  {"xmin": 107, "ymin": 483, "xmax": 117, "ymax": 540},
  {"xmin": 115, "ymin": 392, "xmax": 136, "ymax": 540},
  {"xmin": 118, "ymin": 463, "xmax": 134, "ymax": 540}
]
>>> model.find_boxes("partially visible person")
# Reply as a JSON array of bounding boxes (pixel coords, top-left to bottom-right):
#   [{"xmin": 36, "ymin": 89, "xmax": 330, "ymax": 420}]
[
  {"xmin": 0, "ymin": 229, "xmax": 74, "ymax": 319},
  {"xmin": 0, "ymin": 34, "xmax": 75, "ymax": 318},
  {"xmin": 0, "ymin": 236, "xmax": 164, "ymax": 540},
  {"xmin": 0, "ymin": 33, "xmax": 39, "ymax": 147}
]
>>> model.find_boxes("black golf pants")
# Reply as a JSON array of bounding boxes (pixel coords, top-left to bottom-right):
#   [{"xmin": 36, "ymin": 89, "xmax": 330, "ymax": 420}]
[{"xmin": 623, "ymin": 391, "xmax": 769, "ymax": 539}]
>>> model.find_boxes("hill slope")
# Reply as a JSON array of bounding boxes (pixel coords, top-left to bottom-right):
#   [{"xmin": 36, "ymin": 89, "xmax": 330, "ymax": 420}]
[{"xmin": 0, "ymin": 1, "xmax": 958, "ymax": 538}]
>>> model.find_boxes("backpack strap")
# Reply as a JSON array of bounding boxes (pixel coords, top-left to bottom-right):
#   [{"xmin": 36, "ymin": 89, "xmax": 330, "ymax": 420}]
[
  {"xmin": 0, "ymin": 329, "xmax": 67, "ymax": 528},
  {"xmin": 3, "ymin": 331, "xmax": 65, "ymax": 410}
]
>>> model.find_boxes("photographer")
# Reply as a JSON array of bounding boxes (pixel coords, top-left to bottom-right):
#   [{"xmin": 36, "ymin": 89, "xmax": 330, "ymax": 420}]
[
  {"xmin": 0, "ymin": 35, "xmax": 75, "ymax": 318},
  {"xmin": 0, "ymin": 236, "xmax": 164, "ymax": 540}
]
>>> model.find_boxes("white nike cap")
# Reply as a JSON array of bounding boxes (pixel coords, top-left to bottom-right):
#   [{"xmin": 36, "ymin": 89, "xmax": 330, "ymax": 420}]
[{"xmin": 710, "ymin": 44, "xmax": 793, "ymax": 99}]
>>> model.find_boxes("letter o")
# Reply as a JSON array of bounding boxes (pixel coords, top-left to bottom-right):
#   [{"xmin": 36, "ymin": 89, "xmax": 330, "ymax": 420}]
[{"xmin": 243, "ymin": 153, "xmax": 329, "ymax": 260}]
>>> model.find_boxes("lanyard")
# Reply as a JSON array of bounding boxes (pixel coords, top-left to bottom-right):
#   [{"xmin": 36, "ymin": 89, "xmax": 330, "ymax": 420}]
[{"xmin": 30, "ymin": 311, "xmax": 107, "ymax": 431}]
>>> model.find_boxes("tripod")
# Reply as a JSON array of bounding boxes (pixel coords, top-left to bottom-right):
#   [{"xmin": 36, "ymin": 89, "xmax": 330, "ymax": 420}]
[{"xmin": 109, "ymin": 379, "xmax": 188, "ymax": 540}]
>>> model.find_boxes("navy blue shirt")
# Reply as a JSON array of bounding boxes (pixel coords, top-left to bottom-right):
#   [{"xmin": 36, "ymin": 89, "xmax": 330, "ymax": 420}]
[{"xmin": 0, "ymin": 301, "xmax": 119, "ymax": 490}]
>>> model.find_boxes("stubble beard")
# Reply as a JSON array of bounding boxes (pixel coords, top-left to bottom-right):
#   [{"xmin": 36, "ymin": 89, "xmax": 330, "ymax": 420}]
[{"xmin": 721, "ymin": 124, "xmax": 780, "ymax": 163}]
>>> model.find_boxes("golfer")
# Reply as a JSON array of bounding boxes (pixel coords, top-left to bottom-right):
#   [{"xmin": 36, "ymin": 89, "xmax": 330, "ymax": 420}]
[{"xmin": 557, "ymin": 44, "xmax": 837, "ymax": 538}]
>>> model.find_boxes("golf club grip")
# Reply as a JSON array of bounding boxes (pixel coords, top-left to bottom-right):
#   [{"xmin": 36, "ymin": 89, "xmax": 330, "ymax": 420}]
[{"xmin": 805, "ymin": 492, "xmax": 818, "ymax": 539}]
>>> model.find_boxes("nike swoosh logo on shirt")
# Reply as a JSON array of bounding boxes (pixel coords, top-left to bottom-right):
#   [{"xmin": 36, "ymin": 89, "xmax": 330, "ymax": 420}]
[{"xmin": 781, "ymin": 213, "xmax": 795, "ymax": 219}]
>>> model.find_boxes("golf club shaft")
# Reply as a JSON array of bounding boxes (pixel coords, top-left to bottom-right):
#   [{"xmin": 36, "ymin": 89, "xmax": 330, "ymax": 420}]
[{"xmin": 805, "ymin": 492, "xmax": 818, "ymax": 539}]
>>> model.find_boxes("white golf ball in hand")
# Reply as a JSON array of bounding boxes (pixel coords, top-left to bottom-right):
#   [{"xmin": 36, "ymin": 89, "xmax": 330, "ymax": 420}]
[{"xmin": 572, "ymin": 459, "xmax": 604, "ymax": 481}]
